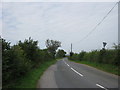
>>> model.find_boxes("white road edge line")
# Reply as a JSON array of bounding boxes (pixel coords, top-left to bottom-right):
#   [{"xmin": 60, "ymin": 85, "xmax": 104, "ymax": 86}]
[
  {"xmin": 96, "ymin": 84, "xmax": 108, "ymax": 90},
  {"xmin": 71, "ymin": 67, "xmax": 83, "ymax": 77}
]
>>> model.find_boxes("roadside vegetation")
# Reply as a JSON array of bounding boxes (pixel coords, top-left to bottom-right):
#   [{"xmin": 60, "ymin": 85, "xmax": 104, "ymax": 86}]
[
  {"xmin": 69, "ymin": 44, "xmax": 120, "ymax": 76},
  {"xmin": 2, "ymin": 37, "xmax": 65, "ymax": 88},
  {"xmin": 7, "ymin": 60, "xmax": 56, "ymax": 88},
  {"xmin": 56, "ymin": 49, "xmax": 66, "ymax": 59}
]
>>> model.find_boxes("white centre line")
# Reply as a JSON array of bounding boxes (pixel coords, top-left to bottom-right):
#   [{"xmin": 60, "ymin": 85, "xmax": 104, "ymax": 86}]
[
  {"xmin": 63, "ymin": 60, "xmax": 83, "ymax": 77},
  {"xmin": 71, "ymin": 67, "xmax": 83, "ymax": 77},
  {"xmin": 63, "ymin": 60, "xmax": 109, "ymax": 89},
  {"xmin": 63, "ymin": 60, "xmax": 67, "ymax": 64},
  {"xmin": 66, "ymin": 64, "xmax": 70, "ymax": 67},
  {"xmin": 63, "ymin": 60, "xmax": 70, "ymax": 67},
  {"xmin": 96, "ymin": 84, "xmax": 108, "ymax": 90}
]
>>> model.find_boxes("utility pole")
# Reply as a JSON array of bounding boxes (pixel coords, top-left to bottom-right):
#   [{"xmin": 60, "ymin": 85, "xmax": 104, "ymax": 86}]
[
  {"xmin": 70, "ymin": 43, "xmax": 73, "ymax": 57},
  {"xmin": 71, "ymin": 43, "xmax": 72, "ymax": 53}
]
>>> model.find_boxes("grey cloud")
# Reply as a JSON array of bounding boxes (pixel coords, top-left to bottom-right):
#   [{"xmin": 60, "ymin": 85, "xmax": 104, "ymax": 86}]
[{"xmin": 2, "ymin": 2, "xmax": 118, "ymax": 53}]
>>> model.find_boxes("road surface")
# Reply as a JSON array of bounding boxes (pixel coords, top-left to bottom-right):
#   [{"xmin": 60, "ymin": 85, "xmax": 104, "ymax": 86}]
[{"xmin": 37, "ymin": 58, "xmax": 119, "ymax": 89}]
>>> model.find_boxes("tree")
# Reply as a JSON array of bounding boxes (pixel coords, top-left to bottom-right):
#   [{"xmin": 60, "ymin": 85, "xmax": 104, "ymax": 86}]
[
  {"xmin": 2, "ymin": 39, "xmax": 10, "ymax": 54},
  {"xmin": 98, "ymin": 49, "xmax": 106, "ymax": 63},
  {"xmin": 113, "ymin": 43, "xmax": 120, "ymax": 66},
  {"xmin": 2, "ymin": 38, "xmax": 62, "ymax": 87},
  {"xmin": 2, "ymin": 39, "xmax": 11, "ymax": 85},
  {"xmin": 78, "ymin": 51, "xmax": 86, "ymax": 61},
  {"xmin": 45, "ymin": 39, "xmax": 61, "ymax": 59},
  {"xmin": 2, "ymin": 39, "xmax": 30, "ymax": 86},
  {"xmin": 70, "ymin": 52, "xmax": 74, "ymax": 57},
  {"xmin": 113, "ymin": 43, "xmax": 120, "ymax": 49},
  {"xmin": 56, "ymin": 49, "xmax": 66, "ymax": 58},
  {"xmin": 18, "ymin": 37, "xmax": 40, "ymax": 66}
]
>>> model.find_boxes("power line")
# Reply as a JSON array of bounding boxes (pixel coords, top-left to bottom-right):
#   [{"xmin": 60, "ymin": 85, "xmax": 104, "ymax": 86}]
[{"xmin": 75, "ymin": 1, "xmax": 118, "ymax": 44}]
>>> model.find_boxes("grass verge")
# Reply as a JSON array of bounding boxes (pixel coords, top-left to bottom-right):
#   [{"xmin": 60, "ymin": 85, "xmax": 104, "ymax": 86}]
[
  {"xmin": 6, "ymin": 59, "xmax": 57, "ymax": 88},
  {"xmin": 69, "ymin": 60, "xmax": 119, "ymax": 76}
]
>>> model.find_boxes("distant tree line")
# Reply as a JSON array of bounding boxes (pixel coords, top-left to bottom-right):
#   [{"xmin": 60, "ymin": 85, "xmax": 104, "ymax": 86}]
[
  {"xmin": 2, "ymin": 37, "xmax": 64, "ymax": 87},
  {"xmin": 69, "ymin": 44, "xmax": 120, "ymax": 66}
]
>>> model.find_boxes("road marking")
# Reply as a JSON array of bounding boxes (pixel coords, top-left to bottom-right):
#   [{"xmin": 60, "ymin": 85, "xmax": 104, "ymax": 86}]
[
  {"xmin": 63, "ymin": 60, "xmax": 67, "ymax": 64},
  {"xmin": 63, "ymin": 59, "xmax": 108, "ymax": 89},
  {"xmin": 71, "ymin": 67, "xmax": 83, "ymax": 77},
  {"xmin": 63, "ymin": 60, "xmax": 83, "ymax": 77},
  {"xmin": 63, "ymin": 60, "xmax": 65, "ymax": 63},
  {"xmin": 66, "ymin": 64, "xmax": 70, "ymax": 67},
  {"xmin": 63, "ymin": 60, "xmax": 70, "ymax": 67},
  {"xmin": 96, "ymin": 84, "xmax": 108, "ymax": 90}
]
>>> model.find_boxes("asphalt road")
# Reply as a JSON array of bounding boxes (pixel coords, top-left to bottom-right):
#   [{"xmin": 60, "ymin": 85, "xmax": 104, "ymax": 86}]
[{"xmin": 37, "ymin": 58, "xmax": 119, "ymax": 89}]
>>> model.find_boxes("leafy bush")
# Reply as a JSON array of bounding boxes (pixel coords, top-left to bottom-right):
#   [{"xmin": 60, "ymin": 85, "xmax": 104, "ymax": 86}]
[
  {"xmin": 2, "ymin": 37, "xmax": 57, "ymax": 87},
  {"xmin": 78, "ymin": 51, "xmax": 86, "ymax": 61},
  {"xmin": 69, "ymin": 47, "xmax": 118, "ymax": 66},
  {"xmin": 70, "ymin": 53, "xmax": 79, "ymax": 61},
  {"xmin": 2, "ymin": 42, "xmax": 30, "ymax": 86},
  {"xmin": 56, "ymin": 49, "xmax": 66, "ymax": 58},
  {"xmin": 18, "ymin": 37, "xmax": 39, "ymax": 67}
]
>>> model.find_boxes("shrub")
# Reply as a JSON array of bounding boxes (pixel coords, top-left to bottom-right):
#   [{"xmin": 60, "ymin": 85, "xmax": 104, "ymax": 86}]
[
  {"xmin": 70, "ymin": 48, "xmax": 118, "ymax": 66},
  {"xmin": 2, "ymin": 44, "xmax": 30, "ymax": 86},
  {"xmin": 78, "ymin": 51, "xmax": 86, "ymax": 61}
]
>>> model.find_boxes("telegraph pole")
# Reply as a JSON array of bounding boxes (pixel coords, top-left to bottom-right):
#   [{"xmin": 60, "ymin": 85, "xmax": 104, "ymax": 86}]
[
  {"xmin": 71, "ymin": 43, "xmax": 72, "ymax": 52},
  {"xmin": 70, "ymin": 43, "xmax": 73, "ymax": 57}
]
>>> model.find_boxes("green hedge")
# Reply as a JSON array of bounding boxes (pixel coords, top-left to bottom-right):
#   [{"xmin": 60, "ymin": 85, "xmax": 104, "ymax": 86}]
[
  {"xmin": 2, "ymin": 38, "xmax": 54, "ymax": 88},
  {"xmin": 70, "ymin": 48, "xmax": 119, "ymax": 66},
  {"xmin": 69, "ymin": 47, "xmax": 119, "ymax": 75}
]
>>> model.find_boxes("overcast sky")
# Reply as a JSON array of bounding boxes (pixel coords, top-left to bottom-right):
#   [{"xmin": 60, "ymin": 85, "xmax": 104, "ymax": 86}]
[{"xmin": 1, "ymin": 2, "xmax": 118, "ymax": 53}]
